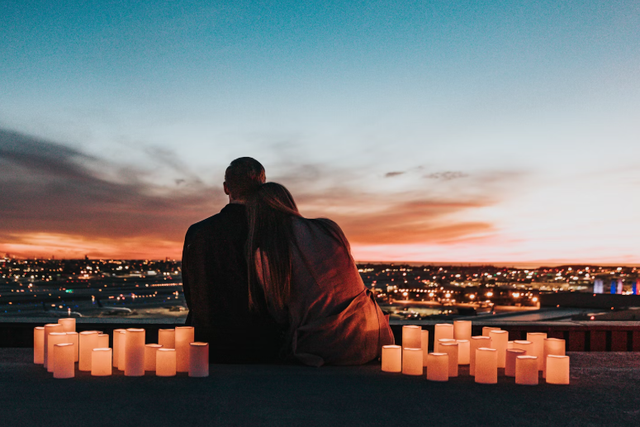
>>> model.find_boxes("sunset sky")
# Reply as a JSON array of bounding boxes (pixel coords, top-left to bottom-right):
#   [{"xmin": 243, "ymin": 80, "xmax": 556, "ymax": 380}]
[{"xmin": 1, "ymin": 1, "xmax": 639, "ymax": 264}]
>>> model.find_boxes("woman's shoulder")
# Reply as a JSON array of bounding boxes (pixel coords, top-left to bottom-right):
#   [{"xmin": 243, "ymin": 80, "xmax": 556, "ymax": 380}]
[{"xmin": 292, "ymin": 217, "xmax": 349, "ymax": 248}]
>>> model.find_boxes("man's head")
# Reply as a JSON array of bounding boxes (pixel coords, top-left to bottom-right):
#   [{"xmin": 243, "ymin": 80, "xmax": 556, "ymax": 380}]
[{"xmin": 224, "ymin": 157, "xmax": 266, "ymax": 202}]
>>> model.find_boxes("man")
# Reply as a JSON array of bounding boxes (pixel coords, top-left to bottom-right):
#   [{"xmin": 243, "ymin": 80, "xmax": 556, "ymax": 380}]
[{"xmin": 182, "ymin": 157, "xmax": 281, "ymax": 363}]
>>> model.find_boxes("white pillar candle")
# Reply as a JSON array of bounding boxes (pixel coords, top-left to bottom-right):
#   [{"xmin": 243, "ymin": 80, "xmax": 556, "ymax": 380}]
[
  {"xmin": 489, "ymin": 330, "xmax": 509, "ymax": 368},
  {"xmin": 505, "ymin": 348, "xmax": 526, "ymax": 377},
  {"xmin": 78, "ymin": 331, "xmax": 99, "ymax": 371},
  {"xmin": 53, "ymin": 343, "xmax": 75, "ymax": 379},
  {"xmin": 401, "ymin": 348, "xmax": 423, "ymax": 376},
  {"xmin": 482, "ymin": 326, "xmax": 500, "ymax": 336},
  {"xmin": 475, "ymin": 347, "xmax": 498, "ymax": 384},
  {"xmin": 117, "ymin": 330, "xmax": 127, "ymax": 371},
  {"xmin": 175, "ymin": 326, "xmax": 195, "ymax": 372},
  {"xmin": 381, "ymin": 345, "xmax": 402, "ymax": 372},
  {"xmin": 470, "ymin": 336, "xmax": 492, "ymax": 376},
  {"xmin": 421, "ymin": 330, "xmax": 429, "ymax": 366},
  {"xmin": 156, "ymin": 348, "xmax": 177, "ymax": 377},
  {"xmin": 144, "ymin": 344, "xmax": 163, "ymax": 371},
  {"xmin": 158, "ymin": 329, "xmax": 175, "ymax": 348},
  {"xmin": 440, "ymin": 342, "xmax": 459, "ymax": 377},
  {"xmin": 527, "ymin": 332, "xmax": 547, "ymax": 371},
  {"xmin": 434, "ymin": 324, "xmax": 454, "ymax": 344},
  {"xmin": 66, "ymin": 332, "xmax": 78, "ymax": 362},
  {"xmin": 97, "ymin": 334, "xmax": 109, "ymax": 349},
  {"xmin": 58, "ymin": 318, "xmax": 76, "ymax": 333},
  {"xmin": 91, "ymin": 348, "xmax": 112, "ymax": 376},
  {"xmin": 436, "ymin": 338, "xmax": 456, "ymax": 353},
  {"xmin": 112, "ymin": 328, "xmax": 126, "ymax": 368},
  {"xmin": 427, "ymin": 353, "xmax": 449, "ymax": 382},
  {"xmin": 402, "ymin": 325, "xmax": 422, "ymax": 349},
  {"xmin": 542, "ymin": 338, "xmax": 566, "ymax": 378},
  {"xmin": 456, "ymin": 340, "xmax": 470, "ymax": 365},
  {"xmin": 453, "ymin": 320, "xmax": 472, "ymax": 341},
  {"xmin": 515, "ymin": 355, "xmax": 538, "ymax": 385},
  {"xmin": 47, "ymin": 332, "xmax": 68, "ymax": 373},
  {"xmin": 189, "ymin": 342, "xmax": 209, "ymax": 377},
  {"xmin": 43, "ymin": 323, "xmax": 63, "ymax": 369},
  {"xmin": 514, "ymin": 340, "xmax": 533, "ymax": 354},
  {"xmin": 546, "ymin": 355, "xmax": 570, "ymax": 385},
  {"xmin": 125, "ymin": 328, "xmax": 146, "ymax": 376},
  {"xmin": 34, "ymin": 327, "xmax": 45, "ymax": 364}
]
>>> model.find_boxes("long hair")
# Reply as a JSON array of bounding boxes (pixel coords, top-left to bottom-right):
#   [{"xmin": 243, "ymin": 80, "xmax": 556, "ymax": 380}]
[{"xmin": 246, "ymin": 182, "xmax": 301, "ymax": 313}]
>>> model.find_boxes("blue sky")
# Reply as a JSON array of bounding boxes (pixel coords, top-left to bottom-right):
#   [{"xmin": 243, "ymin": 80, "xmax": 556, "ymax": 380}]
[{"xmin": 1, "ymin": 0, "xmax": 639, "ymax": 263}]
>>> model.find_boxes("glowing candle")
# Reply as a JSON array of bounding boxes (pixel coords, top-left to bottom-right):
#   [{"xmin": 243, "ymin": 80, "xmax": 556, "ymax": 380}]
[
  {"xmin": 156, "ymin": 348, "xmax": 177, "ymax": 377},
  {"xmin": 91, "ymin": 348, "xmax": 112, "ymax": 376},
  {"xmin": 482, "ymin": 327, "xmax": 500, "ymax": 336},
  {"xmin": 456, "ymin": 339, "xmax": 470, "ymax": 365},
  {"xmin": 514, "ymin": 340, "xmax": 533, "ymax": 354},
  {"xmin": 66, "ymin": 332, "xmax": 78, "ymax": 362},
  {"xmin": 507, "ymin": 341, "xmax": 514, "ymax": 349},
  {"xmin": 145, "ymin": 344, "xmax": 163, "ymax": 371},
  {"xmin": 189, "ymin": 342, "xmax": 209, "ymax": 377},
  {"xmin": 434, "ymin": 324, "xmax": 454, "ymax": 344},
  {"xmin": 175, "ymin": 326, "xmax": 195, "ymax": 372},
  {"xmin": 527, "ymin": 332, "xmax": 547, "ymax": 371},
  {"xmin": 79, "ymin": 331, "xmax": 99, "ymax": 371},
  {"xmin": 53, "ymin": 343, "xmax": 75, "ymax": 379},
  {"xmin": 470, "ymin": 336, "xmax": 491, "ymax": 376},
  {"xmin": 427, "ymin": 353, "xmax": 449, "ymax": 381},
  {"xmin": 475, "ymin": 347, "xmax": 498, "ymax": 384},
  {"xmin": 515, "ymin": 355, "xmax": 538, "ymax": 385},
  {"xmin": 453, "ymin": 320, "xmax": 472, "ymax": 341},
  {"xmin": 402, "ymin": 348, "xmax": 423, "ymax": 376},
  {"xmin": 489, "ymin": 330, "xmax": 509, "ymax": 368},
  {"xmin": 97, "ymin": 334, "xmax": 109, "ymax": 349},
  {"xmin": 546, "ymin": 355, "xmax": 570, "ymax": 385},
  {"xmin": 34, "ymin": 327, "xmax": 45, "ymax": 364},
  {"xmin": 421, "ymin": 330, "xmax": 429, "ymax": 366},
  {"xmin": 58, "ymin": 318, "xmax": 76, "ymax": 333},
  {"xmin": 117, "ymin": 330, "xmax": 127, "ymax": 371},
  {"xmin": 43, "ymin": 323, "xmax": 63, "ymax": 369},
  {"xmin": 440, "ymin": 342, "xmax": 459, "ymax": 377},
  {"xmin": 381, "ymin": 345, "xmax": 402, "ymax": 372},
  {"xmin": 436, "ymin": 338, "xmax": 456, "ymax": 353},
  {"xmin": 505, "ymin": 348, "xmax": 526, "ymax": 377},
  {"xmin": 47, "ymin": 332, "xmax": 68, "ymax": 373},
  {"xmin": 542, "ymin": 338, "xmax": 566, "ymax": 378},
  {"xmin": 158, "ymin": 329, "xmax": 175, "ymax": 348},
  {"xmin": 125, "ymin": 328, "xmax": 146, "ymax": 376},
  {"xmin": 402, "ymin": 325, "xmax": 422, "ymax": 349}
]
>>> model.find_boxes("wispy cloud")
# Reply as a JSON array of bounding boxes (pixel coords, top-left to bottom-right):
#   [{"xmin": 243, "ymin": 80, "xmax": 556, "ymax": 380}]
[{"xmin": 425, "ymin": 171, "xmax": 469, "ymax": 181}]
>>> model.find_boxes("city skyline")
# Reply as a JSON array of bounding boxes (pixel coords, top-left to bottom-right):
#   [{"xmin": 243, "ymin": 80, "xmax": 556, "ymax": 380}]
[{"xmin": 1, "ymin": 1, "xmax": 639, "ymax": 263}]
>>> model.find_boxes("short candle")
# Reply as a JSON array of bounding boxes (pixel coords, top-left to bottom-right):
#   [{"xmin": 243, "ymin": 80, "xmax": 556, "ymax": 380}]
[
  {"xmin": 439, "ymin": 342, "xmax": 459, "ymax": 377},
  {"xmin": 427, "ymin": 353, "xmax": 449, "ymax": 382},
  {"xmin": 175, "ymin": 326, "xmax": 195, "ymax": 373},
  {"xmin": 515, "ymin": 355, "xmax": 538, "ymax": 385},
  {"xmin": 475, "ymin": 347, "xmax": 498, "ymax": 384},
  {"xmin": 156, "ymin": 348, "xmax": 177, "ymax": 377},
  {"xmin": 469, "ymin": 336, "xmax": 491, "ymax": 376},
  {"xmin": 189, "ymin": 342, "xmax": 209, "ymax": 377},
  {"xmin": 514, "ymin": 340, "xmax": 533, "ymax": 354},
  {"xmin": 436, "ymin": 338, "xmax": 456, "ymax": 353},
  {"xmin": 543, "ymin": 338, "xmax": 566, "ymax": 378},
  {"xmin": 33, "ymin": 327, "xmax": 45, "ymax": 364},
  {"xmin": 453, "ymin": 320, "xmax": 472, "ymax": 341},
  {"xmin": 402, "ymin": 348, "xmax": 423, "ymax": 376},
  {"xmin": 145, "ymin": 344, "xmax": 163, "ymax": 371},
  {"xmin": 48, "ymin": 332, "xmax": 69, "ymax": 373},
  {"xmin": 402, "ymin": 325, "xmax": 422, "ymax": 349},
  {"xmin": 91, "ymin": 348, "xmax": 112, "ymax": 376},
  {"xmin": 546, "ymin": 355, "xmax": 570, "ymax": 385},
  {"xmin": 505, "ymin": 348, "xmax": 526, "ymax": 377},
  {"xmin": 53, "ymin": 343, "xmax": 75, "ymax": 379},
  {"xmin": 381, "ymin": 345, "xmax": 402, "ymax": 372}
]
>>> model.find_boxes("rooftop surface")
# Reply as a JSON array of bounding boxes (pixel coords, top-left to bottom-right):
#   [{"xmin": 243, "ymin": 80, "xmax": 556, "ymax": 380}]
[{"xmin": 1, "ymin": 349, "xmax": 639, "ymax": 427}]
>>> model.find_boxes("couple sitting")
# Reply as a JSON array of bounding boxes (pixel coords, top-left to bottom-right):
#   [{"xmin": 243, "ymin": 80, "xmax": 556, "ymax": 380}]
[{"xmin": 182, "ymin": 158, "xmax": 394, "ymax": 366}]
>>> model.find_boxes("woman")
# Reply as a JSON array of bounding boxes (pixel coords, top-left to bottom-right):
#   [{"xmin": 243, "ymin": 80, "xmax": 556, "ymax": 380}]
[{"xmin": 246, "ymin": 182, "xmax": 394, "ymax": 366}]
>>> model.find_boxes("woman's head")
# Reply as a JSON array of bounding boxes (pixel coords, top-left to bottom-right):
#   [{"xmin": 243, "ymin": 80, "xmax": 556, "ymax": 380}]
[{"xmin": 249, "ymin": 182, "xmax": 299, "ymax": 216}]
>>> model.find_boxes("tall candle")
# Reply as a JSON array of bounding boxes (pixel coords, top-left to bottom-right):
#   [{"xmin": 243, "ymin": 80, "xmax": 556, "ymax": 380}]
[
  {"xmin": 58, "ymin": 318, "xmax": 76, "ymax": 333},
  {"xmin": 436, "ymin": 338, "xmax": 456, "ymax": 353},
  {"xmin": 43, "ymin": 323, "xmax": 63, "ymax": 369},
  {"xmin": 79, "ymin": 331, "xmax": 99, "ymax": 372},
  {"xmin": 97, "ymin": 334, "xmax": 109, "ymax": 349},
  {"xmin": 515, "ymin": 355, "xmax": 538, "ymax": 385},
  {"xmin": 427, "ymin": 353, "xmax": 449, "ymax": 382},
  {"xmin": 189, "ymin": 342, "xmax": 209, "ymax": 377},
  {"xmin": 112, "ymin": 329, "xmax": 126, "ymax": 368},
  {"xmin": 53, "ymin": 343, "xmax": 75, "ymax": 379},
  {"xmin": 47, "ymin": 332, "xmax": 68, "ymax": 373},
  {"xmin": 117, "ymin": 330, "xmax": 127, "ymax": 371},
  {"xmin": 175, "ymin": 326, "xmax": 195, "ymax": 372},
  {"xmin": 125, "ymin": 328, "xmax": 146, "ymax": 377},
  {"xmin": 434, "ymin": 324, "xmax": 454, "ymax": 344},
  {"xmin": 402, "ymin": 348, "xmax": 423, "ymax": 376},
  {"xmin": 402, "ymin": 325, "xmax": 422, "ymax": 349},
  {"xmin": 91, "ymin": 348, "xmax": 112, "ymax": 376},
  {"xmin": 421, "ymin": 330, "xmax": 429, "ymax": 366},
  {"xmin": 453, "ymin": 320, "xmax": 472, "ymax": 341},
  {"xmin": 546, "ymin": 355, "xmax": 570, "ymax": 385},
  {"xmin": 156, "ymin": 348, "xmax": 176, "ymax": 377},
  {"xmin": 475, "ymin": 347, "xmax": 498, "ymax": 384},
  {"xmin": 505, "ymin": 348, "xmax": 526, "ymax": 377},
  {"xmin": 66, "ymin": 332, "xmax": 78, "ymax": 362},
  {"xmin": 482, "ymin": 327, "xmax": 500, "ymax": 336},
  {"xmin": 381, "ymin": 345, "xmax": 402, "ymax": 372},
  {"xmin": 489, "ymin": 330, "xmax": 509, "ymax": 368},
  {"xmin": 158, "ymin": 329, "xmax": 175, "ymax": 348},
  {"xmin": 34, "ymin": 327, "xmax": 45, "ymax": 364},
  {"xmin": 470, "ymin": 336, "xmax": 491, "ymax": 376},
  {"xmin": 527, "ymin": 332, "xmax": 547, "ymax": 371},
  {"xmin": 542, "ymin": 338, "xmax": 566, "ymax": 378},
  {"xmin": 456, "ymin": 339, "xmax": 470, "ymax": 365},
  {"xmin": 440, "ymin": 342, "xmax": 459, "ymax": 377},
  {"xmin": 145, "ymin": 344, "xmax": 163, "ymax": 371}
]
